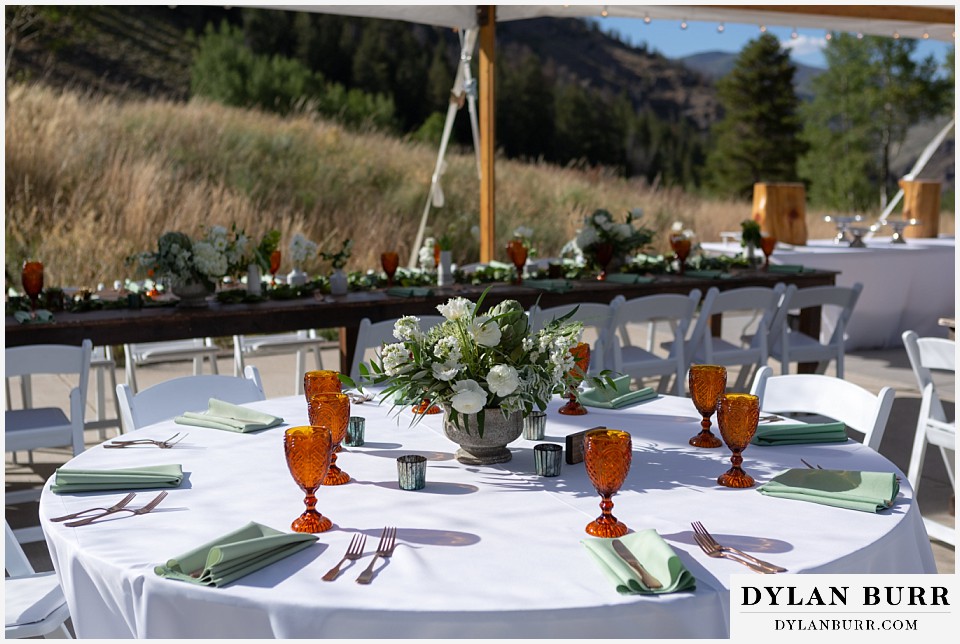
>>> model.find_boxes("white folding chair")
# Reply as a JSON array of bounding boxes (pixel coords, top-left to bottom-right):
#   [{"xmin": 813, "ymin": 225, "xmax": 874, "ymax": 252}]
[
  {"xmin": 528, "ymin": 302, "xmax": 613, "ymax": 375},
  {"xmin": 86, "ymin": 346, "xmax": 122, "ymax": 439},
  {"xmin": 902, "ymin": 330, "xmax": 955, "ymax": 546},
  {"xmin": 350, "ymin": 316, "xmax": 445, "ymax": 382},
  {"xmin": 232, "ymin": 331, "xmax": 333, "ymax": 395},
  {"xmin": 766, "ymin": 283, "xmax": 863, "ymax": 378},
  {"xmin": 123, "ymin": 339, "xmax": 221, "ymax": 394},
  {"xmin": 116, "ymin": 365, "xmax": 265, "ymax": 432},
  {"xmin": 606, "ymin": 291, "xmax": 701, "ymax": 394},
  {"xmin": 5, "ymin": 520, "xmax": 72, "ymax": 639},
  {"xmin": 754, "ymin": 373, "xmax": 895, "ymax": 452},
  {"xmin": 683, "ymin": 284, "xmax": 785, "ymax": 391}
]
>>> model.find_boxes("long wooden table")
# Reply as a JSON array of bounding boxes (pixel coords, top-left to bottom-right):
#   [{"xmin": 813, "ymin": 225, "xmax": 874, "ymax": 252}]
[{"xmin": 5, "ymin": 269, "xmax": 837, "ymax": 373}]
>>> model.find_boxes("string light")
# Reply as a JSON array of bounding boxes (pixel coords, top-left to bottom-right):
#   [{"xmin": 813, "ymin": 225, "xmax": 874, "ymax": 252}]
[
  {"xmin": 856, "ymin": 32, "xmax": 863, "ymax": 39},
  {"xmin": 680, "ymin": 19, "xmax": 688, "ymax": 30},
  {"xmin": 717, "ymin": 23, "xmax": 725, "ymax": 33},
  {"xmin": 759, "ymin": 25, "xmax": 767, "ymax": 33},
  {"xmin": 825, "ymin": 32, "xmax": 832, "ymax": 41},
  {"xmin": 893, "ymin": 32, "xmax": 900, "ymax": 39},
  {"xmin": 643, "ymin": 14, "xmax": 651, "ymax": 24},
  {"xmin": 790, "ymin": 28, "xmax": 798, "ymax": 39},
  {"xmin": 601, "ymin": 6, "xmax": 608, "ymax": 18},
  {"xmin": 922, "ymin": 32, "xmax": 930, "ymax": 39}
]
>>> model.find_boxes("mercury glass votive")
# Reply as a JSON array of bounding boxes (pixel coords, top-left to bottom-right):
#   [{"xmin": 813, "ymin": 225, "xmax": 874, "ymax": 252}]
[
  {"xmin": 397, "ymin": 455, "xmax": 427, "ymax": 491},
  {"xmin": 345, "ymin": 416, "xmax": 366, "ymax": 447},
  {"xmin": 523, "ymin": 411, "xmax": 547, "ymax": 440},
  {"xmin": 534, "ymin": 443, "xmax": 563, "ymax": 477}
]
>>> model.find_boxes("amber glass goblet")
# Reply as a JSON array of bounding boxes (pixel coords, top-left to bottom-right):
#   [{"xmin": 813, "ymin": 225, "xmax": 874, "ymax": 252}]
[
  {"xmin": 381, "ymin": 251, "xmax": 400, "ymax": 287},
  {"xmin": 505, "ymin": 240, "xmax": 528, "ymax": 284},
  {"xmin": 308, "ymin": 392, "xmax": 352, "ymax": 485},
  {"xmin": 670, "ymin": 235, "xmax": 692, "ymax": 275},
  {"xmin": 716, "ymin": 393, "xmax": 760, "ymax": 488},
  {"xmin": 304, "ymin": 370, "xmax": 343, "ymax": 402},
  {"xmin": 760, "ymin": 234, "xmax": 777, "ymax": 271},
  {"xmin": 593, "ymin": 242, "xmax": 615, "ymax": 281},
  {"xmin": 558, "ymin": 342, "xmax": 590, "ymax": 416},
  {"xmin": 284, "ymin": 425, "xmax": 333, "ymax": 533},
  {"xmin": 583, "ymin": 429, "xmax": 632, "ymax": 537},
  {"xmin": 269, "ymin": 249, "xmax": 282, "ymax": 286},
  {"xmin": 688, "ymin": 364, "xmax": 726, "ymax": 448},
  {"xmin": 21, "ymin": 260, "xmax": 44, "ymax": 314}
]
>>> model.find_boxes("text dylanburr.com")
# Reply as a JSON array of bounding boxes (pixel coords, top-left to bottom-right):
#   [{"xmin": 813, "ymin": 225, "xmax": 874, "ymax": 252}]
[{"xmin": 730, "ymin": 575, "xmax": 957, "ymax": 640}]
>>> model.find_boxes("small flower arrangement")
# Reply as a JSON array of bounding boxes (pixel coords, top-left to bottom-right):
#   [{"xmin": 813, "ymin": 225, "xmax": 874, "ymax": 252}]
[
  {"xmin": 418, "ymin": 237, "xmax": 437, "ymax": 270},
  {"xmin": 740, "ymin": 219, "xmax": 762, "ymax": 248},
  {"xmin": 512, "ymin": 225, "xmax": 538, "ymax": 258},
  {"xmin": 289, "ymin": 233, "xmax": 318, "ymax": 266},
  {"xmin": 574, "ymin": 208, "xmax": 654, "ymax": 270},
  {"xmin": 132, "ymin": 226, "xmax": 249, "ymax": 290},
  {"xmin": 320, "ymin": 238, "xmax": 352, "ymax": 270},
  {"xmin": 361, "ymin": 289, "xmax": 584, "ymax": 436}
]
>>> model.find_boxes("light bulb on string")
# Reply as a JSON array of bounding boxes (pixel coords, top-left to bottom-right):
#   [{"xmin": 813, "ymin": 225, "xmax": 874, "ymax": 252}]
[
  {"xmin": 856, "ymin": 32, "xmax": 863, "ymax": 40},
  {"xmin": 825, "ymin": 32, "xmax": 832, "ymax": 41},
  {"xmin": 923, "ymin": 32, "xmax": 930, "ymax": 39},
  {"xmin": 680, "ymin": 20, "xmax": 688, "ymax": 30},
  {"xmin": 893, "ymin": 32, "xmax": 900, "ymax": 39},
  {"xmin": 643, "ymin": 14, "xmax": 651, "ymax": 24},
  {"xmin": 601, "ymin": 6, "xmax": 608, "ymax": 18},
  {"xmin": 759, "ymin": 25, "xmax": 767, "ymax": 33},
  {"xmin": 791, "ymin": 28, "xmax": 798, "ymax": 39},
  {"xmin": 717, "ymin": 23, "xmax": 725, "ymax": 33}
]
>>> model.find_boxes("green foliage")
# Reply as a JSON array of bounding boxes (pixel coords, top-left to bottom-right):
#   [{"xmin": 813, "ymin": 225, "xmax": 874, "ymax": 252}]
[
  {"xmin": 411, "ymin": 112, "xmax": 447, "ymax": 145},
  {"xmin": 799, "ymin": 34, "xmax": 950, "ymax": 212},
  {"xmin": 705, "ymin": 34, "xmax": 806, "ymax": 199}
]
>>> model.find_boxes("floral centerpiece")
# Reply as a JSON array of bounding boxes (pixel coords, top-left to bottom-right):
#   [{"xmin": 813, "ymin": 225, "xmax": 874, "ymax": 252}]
[
  {"xmin": 289, "ymin": 233, "xmax": 318, "ymax": 268},
  {"xmin": 321, "ymin": 238, "xmax": 352, "ymax": 295},
  {"xmin": 574, "ymin": 208, "xmax": 654, "ymax": 275},
  {"xmin": 360, "ymin": 290, "xmax": 584, "ymax": 463},
  {"xmin": 740, "ymin": 219, "xmax": 762, "ymax": 265}
]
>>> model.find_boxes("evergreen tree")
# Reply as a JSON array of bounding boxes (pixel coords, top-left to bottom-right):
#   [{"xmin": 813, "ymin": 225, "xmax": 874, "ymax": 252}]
[
  {"xmin": 799, "ymin": 34, "xmax": 949, "ymax": 211},
  {"xmin": 426, "ymin": 38, "xmax": 454, "ymax": 113},
  {"xmin": 497, "ymin": 49, "xmax": 555, "ymax": 160},
  {"xmin": 705, "ymin": 34, "xmax": 806, "ymax": 199}
]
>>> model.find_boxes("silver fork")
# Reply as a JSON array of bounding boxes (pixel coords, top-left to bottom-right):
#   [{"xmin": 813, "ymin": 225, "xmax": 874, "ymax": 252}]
[
  {"xmin": 64, "ymin": 491, "xmax": 169, "ymax": 527},
  {"xmin": 50, "ymin": 492, "xmax": 137, "ymax": 522},
  {"xmin": 322, "ymin": 533, "xmax": 366, "ymax": 581},
  {"xmin": 105, "ymin": 433, "xmax": 187, "ymax": 449},
  {"xmin": 691, "ymin": 521, "xmax": 786, "ymax": 573},
  {"xmin": 356, "ymin": 526, "xmax": 397, "ymax": 584}
]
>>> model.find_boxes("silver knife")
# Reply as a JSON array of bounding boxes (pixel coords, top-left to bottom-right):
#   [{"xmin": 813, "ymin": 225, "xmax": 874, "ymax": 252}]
[{"xmin": 611, "ymin": 539, "xmax": 663, "ymax": 589}]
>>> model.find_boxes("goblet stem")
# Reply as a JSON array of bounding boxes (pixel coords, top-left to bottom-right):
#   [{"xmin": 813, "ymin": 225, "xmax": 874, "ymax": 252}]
[
  {"xmin": 718, "ymin": 449, "xmax": 755, "ymax": 488},
  {"xmin": 291, "ymin": 491, "xmax": 332, "ymax": 533},
  {"xmin": 322, "ymin": 447, "xmax": 351, "ymax": 486},
  {"xmin": 689, "ymin": 414, "xmax": 723, "ymax": 448},
  {"xmin": 585, "ymin": 493, "xmax": 628, "ymax": 538},
  {"xmin": 558, "ymin": 387, "xmax": 587, "ymax": 415}
]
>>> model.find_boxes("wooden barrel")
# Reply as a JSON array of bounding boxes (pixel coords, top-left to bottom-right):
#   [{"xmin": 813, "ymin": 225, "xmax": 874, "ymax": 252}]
[
  {"xmin": 899, "ymin": 179, "xmax": 941, "ymax": 238},
  {"xmin": 751, "ymin": 182, "xmax": 807, "ymax": 245}
]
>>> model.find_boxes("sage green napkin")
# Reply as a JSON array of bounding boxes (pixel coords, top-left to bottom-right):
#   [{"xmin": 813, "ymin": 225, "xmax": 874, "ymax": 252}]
[
  {"xmin": 155, "ymin": 522, "xmax": 317, "ymax": 587},
  {"xmin": 51, "ymin": 464, "xmax": 183, "ymax": 494},
  {"xmin": 14, "ymin": 309, "xmax": 54, "ymax": 324},
  {"xmin": 175, "ymin": 399, "xmax": 283, "ymax": 433},
  {"xmin": 521, "ymin": 279, "xmax": 573, "ymax": 293},
  {"xmin": 581, "ymin": 529, "xmax": 696, "ymax": 594},
  {"xmin": 768, "ymin": 264, "xmax": 806, "ymax": 274},
  {"xmin": 751, "ymin": 421, "xmax": 848, "ymax": 446},
  {"xmin": 757, "ymin": 468, "xmax": 899, "ymax": 513},
  {"xmin": 386, "ymin": 286, "xmax": 434, "ymax": 297},
  {"xmin": 579, "ymin": 375, "xmax": 658, "ymax": 409},
  {"xmin": 603, "ymin": 273, "xmax": 655, "ymax": 285},
  {"xmin": 683, "ymin": 270, "xmax": 730, "ymax": 280}
]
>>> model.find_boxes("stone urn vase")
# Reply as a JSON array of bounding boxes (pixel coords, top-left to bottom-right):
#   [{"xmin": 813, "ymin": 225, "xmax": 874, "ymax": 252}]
[
  {"xmin": 172, "ymin": 279, "xmax": 212, "ymax": 308},
  {"xmin": 442, "ymin": 406, "xmax": 523, "ymax": 465}
]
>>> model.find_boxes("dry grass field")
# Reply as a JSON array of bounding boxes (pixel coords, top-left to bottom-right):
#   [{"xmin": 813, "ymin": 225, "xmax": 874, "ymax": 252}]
[{"xmin": 5, "ymin": 82, "xmax": 953, "ymax": 289}]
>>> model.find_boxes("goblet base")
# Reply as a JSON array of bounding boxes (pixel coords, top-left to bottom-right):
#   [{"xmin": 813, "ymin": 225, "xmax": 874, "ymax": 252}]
[
  {"xmin": 718, "ymin": 467, "xmax": 755, "ymax": 488},
  {"xmin": 412, "ymin": 400, "xmax": 442, "ymax": 415},
  {"xmin": 585, "ymin": 518, "xmax": 628, "ymax": 538},
  {"xmin": 558, "ymin": 399, "xmax": 587, "ymax": 415},
  {"xmin": 291, "ymin": 510, "xmax": 332, "ymax": 533},
  {"xmin": 689, "ymin": 430, "xmax": 723, "ymax": 448},
  {"xmin": 322, "ymin": 465, "xmax": 351, "ymax": 486}
]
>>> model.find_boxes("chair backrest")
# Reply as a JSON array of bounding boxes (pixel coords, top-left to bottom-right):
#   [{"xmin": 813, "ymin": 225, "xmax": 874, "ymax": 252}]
[
  {"xmin": 686, "ymin": 285, "xmax": 785, "ymax": 358},
  {"xmin": 4, "ymin": 520, "xmax": 33, "ymax": 576},
  {"xmin": 350, "ymin": 315, "xmax": 445, "ymax": 381},
  {"xmin": 770, "ymin": 283, "xmax": 863, "ymax": 348},
  {"xmin": 902, "ymin": 330, "xmax": 956, "ymax": 423},
  {"xmin": 116, "ymin": 365, "xmax": 265, "ymax": 432},
  {"xmin": 4, "ymin": 340, "xmax": 93, "ymax": 400},
  {"xmin": 758, "ymin": 374, "xmax": 895, "ymax": 451}
]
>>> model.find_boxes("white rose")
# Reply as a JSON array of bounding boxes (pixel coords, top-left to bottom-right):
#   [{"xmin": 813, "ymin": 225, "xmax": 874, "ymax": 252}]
[
  {"xmin": 576, "ymin": 227, "xmax": 598, "ymax": 249},
  {"xmin": 486, "ymin": 364, "xmax": 519, "ymax": 397},
  {"xmin": 450, "ymin": 379, "xmax": 487, "ymax": 414},
  {"xmin": 470, "ymin": 314, "xmax": 502, "ymax": 347},
  {"xmin": 615, "ymin": 223, "xmax": 633, "ymax": 239},
  {"xmin": 432, "ymin": 361, "xmax": 460, "ymax": 381},
  {"xmin": 437, "ymin": 297, "xmax": 474, "ymax": 321}
]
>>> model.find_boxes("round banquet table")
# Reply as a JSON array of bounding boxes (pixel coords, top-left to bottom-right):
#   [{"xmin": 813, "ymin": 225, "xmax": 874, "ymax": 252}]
[{"xmin": 38, "ymin": 393, "xmax": 937, "ymax": 639}]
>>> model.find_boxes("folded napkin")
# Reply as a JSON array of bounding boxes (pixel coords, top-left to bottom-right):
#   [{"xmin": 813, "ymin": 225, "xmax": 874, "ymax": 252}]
[
  {"xmin": 155, "ymin": 522, "xmax": 317, "ymax": 587},
  {"xmin": 683, "ymin": 269, "xmax": 729, "ymax": 280},
  {"xmin": 579, "ymin": 374, "xmax": 658, "ymax": 409},
  {"xmin": 751, "ymin": 421, "xmax": 848, "ymax": 446},
  {"xmin": 50, "ymin": 464, "xmax": 183, "ymax": 494},
  {"xmin": 767, "ymin": 264, "xmax": 806, "ymax": 274},
  {"xmin": 13, "ymin": 309, "xmax": 54, "ymax": 324},
  {"xmin": 175, "ymin": 399, "xmax": 283, "ymax": 433},
  {"xmin": 581, "ymin": 529, "xmax": 696, "ymax": 594},
  {"xmin": 757, "ymin": 468, "xmax": 899, "ymax": 512},
  {"xmin": 386, "ymin": 286, "xmax": 434, "ymax": 297},
  {"xmin": 603, "ymin": 273, "xmax": 655, "ymax": 285},
  {"xmin": 521, "ymin": 279, "xmax": 573, "ymax": 293}
]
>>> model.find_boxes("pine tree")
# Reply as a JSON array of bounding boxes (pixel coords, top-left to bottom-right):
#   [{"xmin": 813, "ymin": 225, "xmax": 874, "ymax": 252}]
[
  {"xmin": 799, "ymin": 34, "xmax": 950, "ymax": 211},
  {"xmin": 705, "ymin": 34, "xmax": 806, "ymax": 198}
]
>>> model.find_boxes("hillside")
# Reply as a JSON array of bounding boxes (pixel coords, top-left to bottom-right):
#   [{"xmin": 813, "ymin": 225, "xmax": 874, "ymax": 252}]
[{"xmin": 679, "ymin": 50, "xmax": 824, "ymax": 101}]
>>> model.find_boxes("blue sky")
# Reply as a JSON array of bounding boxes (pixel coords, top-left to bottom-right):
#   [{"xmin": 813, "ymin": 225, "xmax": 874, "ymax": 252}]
[{"xmin": 592, "ymin": 17, "xmax": 953, "ymax": 69}]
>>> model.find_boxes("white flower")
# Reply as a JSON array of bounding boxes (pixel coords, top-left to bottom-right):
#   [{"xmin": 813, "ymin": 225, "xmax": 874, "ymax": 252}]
[
  {"xmin": 513, "ymin": 225, "xmax": 533, "ymax": 239},
  {"xmin": 486, "ymin": 364, "xmax": 519, "ymax": 397},
  {"xmin": 615, "ymin": 223, "xmax": 633, "ymax": 239},
  {"xmin": 393, "ymin": 316, "xmax": 423, "ymax": 342},
  {"xmin": 289, "ymin": 233, "xmax": 318, "ymax": 264},
  {"xmin": 432, "ymin": 361, "xmax": 461, "ymax": 381},
  {"xmin": 418, "ymin": 237, "xmax": 437, "ymax": 270},
  {"xmin": 437, "ymin": 297, "xmax": 474, "ymax": 321},
  {"xmin": 450, "ymin": 379, "xmax": 487, "ymax": 414},
  {"xmin": 671, "ymin": 221, "xmax": 684, "ymax": 232},
  {"xmin": 575, "ymin": 226, "xmax": 598, "ymax": 249},
  {"xmin": 469, "ymin": 314, "xmax": 501, "ymax": 347},
  {"xmin": 192, "ymin": 241, "xmax": 228, "ymax": 277},
  {"xmin": 381, "ymin": 343, "xmax": 412, "ymax": 376}
]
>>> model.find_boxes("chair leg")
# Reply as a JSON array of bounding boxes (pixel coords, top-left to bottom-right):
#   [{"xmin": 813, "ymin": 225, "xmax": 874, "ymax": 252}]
[
  {"xmin": 95, "ymin": 365, "xmax": 107, "ymax": 440},
  {"xmin": 107, "ymin": 361, "xmax": 121, "ymax": 437},
  {"xmin": 295, "ymin": 349, "xmax": 307, "ymax": 394}
]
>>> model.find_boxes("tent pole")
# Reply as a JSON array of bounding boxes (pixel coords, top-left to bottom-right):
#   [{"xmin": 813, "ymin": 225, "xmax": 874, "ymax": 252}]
[{"xmin": 478, "ymin": 5, "xmax": 496, "ymax": 263}]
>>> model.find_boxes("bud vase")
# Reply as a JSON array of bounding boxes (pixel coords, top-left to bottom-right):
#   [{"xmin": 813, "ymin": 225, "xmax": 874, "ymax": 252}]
[
  {"xmin": 287, "ymin": 266, "xmax": 307, "ymax": 287},
  {"xmin": 246, "ymin": 264, "xmax": 262, "ymax": 296},
  {"xmin": 329, "ymin": 268, "xmax": 348, "ymax": 295},
  {"xmin": 438, "ymin": 250, "xmax": 453, "ymax": 286}
]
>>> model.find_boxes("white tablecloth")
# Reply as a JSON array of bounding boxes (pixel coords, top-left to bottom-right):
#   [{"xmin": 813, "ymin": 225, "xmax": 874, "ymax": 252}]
[
  {"xmin": 39, "ymin": 394, "xmax": 936, "ymax": 639},
  {"xmin": 701, "ymin": 236, "xmax": 956, "ymax": 350}
]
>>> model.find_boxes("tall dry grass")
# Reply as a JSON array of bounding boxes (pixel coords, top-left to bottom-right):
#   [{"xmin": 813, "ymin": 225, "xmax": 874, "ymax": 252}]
[{"xmin": 5, "ymin": 83, "xmax": 953, "ymax": 288}]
